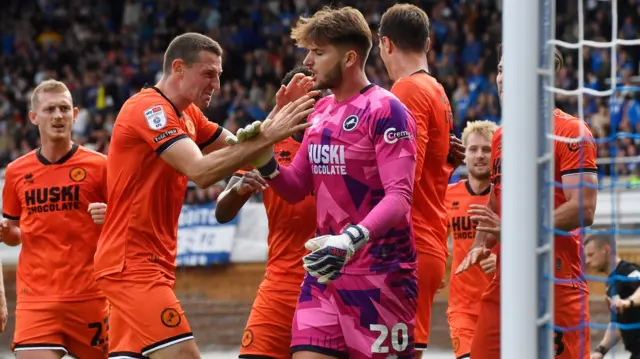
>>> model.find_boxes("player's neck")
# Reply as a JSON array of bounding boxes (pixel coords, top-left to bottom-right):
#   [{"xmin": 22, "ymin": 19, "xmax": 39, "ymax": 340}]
[
  {"xmin": 390, "ymin": 53, "xmax": 429, "ymax": 82},
  {"xmin": 468, "ymin": 176, "xmax": 490, "ymax": 194},
  {"xmin": 155, "ymin": 78, "xmax": 189, "ymax": 112},
  {"xmin": 39, "ymin": 138, "xmax": 74, "ymax": 163},
  {"xmin": 332, "ymin": 70, "xmax": 370, "ymax": 102}
]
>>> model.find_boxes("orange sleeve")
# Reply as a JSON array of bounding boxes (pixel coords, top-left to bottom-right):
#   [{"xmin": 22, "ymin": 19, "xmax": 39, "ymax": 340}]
[
  {"xmin": 193, "ymin": 107, "xmax": 223, "ymax": 150},
  {"xmin": 99, "ymin": 157, "xmax": 108, "ymax": 202},
  {"xmin": 129, "ymin": 102, "xmax": 192, "ymax": 155},
  {"xmin": 2, "ymin": 165, "xmax": 22, "ymax": 220},
  {"xmin": 391, "ymin": 80, "xmax": 429, "ymax": 182},
  {"xmin": 556, "ymin": 121, "xmax": 598, "ymax": 176}
]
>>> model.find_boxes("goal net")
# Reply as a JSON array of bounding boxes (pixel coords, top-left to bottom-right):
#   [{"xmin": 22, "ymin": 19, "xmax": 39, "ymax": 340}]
[{"xmin": 502, "ymin": 0, "xmax": 640, "ymax": 358}]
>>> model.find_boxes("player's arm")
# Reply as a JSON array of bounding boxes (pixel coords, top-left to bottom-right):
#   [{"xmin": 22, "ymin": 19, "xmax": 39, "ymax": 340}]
[
  {"xmin": 191, "ymin": 107, "xmax": 236, "ymax": 155},
  {"xmin": 471, "ymin": 187, "xmax": 498, "ymax": 250},
  {"xmin": 162, "ymin": 135, "xmax": 276, "ymax": 189},
  {"xmin": 554, "ymin": 122, "xmax": 598, "ymax": 231},
  {"xmin": 455, "ymin": 187, "xmax": 497, "ymax": 274},
  {"xmin": 358, "ymin": 99, "xmax": 418, "ymax": 240},
  {"xmin": 215, "ymin": 172, "xmax": 267, "ymax": 223},
  {"xmin": 0, "ymin": 259, "xmax": 6, "ymax": 332},
  {"xmin": 145, "ymin": 97, "xmax": 313, "ymax": 189},
  {"xmin": 0, "ymin": 219, "xmax": 21, "ymax": 247},
  {"xmin": 391, "ymin": 80, "xmax": 429, "ymax": 182},
  {"xmin": 1, "ymin": 166, "xmax": 23, "ymax": 246},
  {"xmin": 255, "ymin": 130, "xmax": 314, "ymax": 204}
]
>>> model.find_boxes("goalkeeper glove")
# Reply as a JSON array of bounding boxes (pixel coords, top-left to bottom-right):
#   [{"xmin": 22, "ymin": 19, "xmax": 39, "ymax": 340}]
[
  {"xmin": 225, "ymin": 120, "xmax": 275, "ymax": 169},
  {"xmin": 225, "ymin": 120, "xmax": 263, "ymax": 145},
  {"xmin": 302, "ymin": 224, "xmax": 370, "ymax": 284}
]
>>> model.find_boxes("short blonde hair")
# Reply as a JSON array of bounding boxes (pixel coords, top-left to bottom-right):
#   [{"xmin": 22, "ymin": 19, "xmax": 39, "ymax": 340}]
[
  {"xmin": 290, "ymin": 6, "xmax": 372, "ymax": 64},
  {"xmin": 31, "ymin": 79, "xmax": 71, "ymax": 110},
  {"xmin": 461, "ymin": 120, "xmax": 499, "ymax": 147}
]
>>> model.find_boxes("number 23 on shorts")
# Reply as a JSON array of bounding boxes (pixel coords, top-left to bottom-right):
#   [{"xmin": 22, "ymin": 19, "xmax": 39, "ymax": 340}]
[{"xmin": 370, "ymin": 323, "xmax": 410, "ymax": 354}]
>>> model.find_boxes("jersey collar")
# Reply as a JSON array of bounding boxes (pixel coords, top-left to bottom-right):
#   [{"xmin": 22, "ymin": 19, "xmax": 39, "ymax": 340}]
[
  {"xmin": 36, "ymin": 143, "xmax": 79, "ymax": 165},
  {"xmin": 465, "ymin": 180, "xmax": 491, "ymax": 196},
  {"xmin": 145, "ymin": 85, "xmax": 182, "ymax": 118}
]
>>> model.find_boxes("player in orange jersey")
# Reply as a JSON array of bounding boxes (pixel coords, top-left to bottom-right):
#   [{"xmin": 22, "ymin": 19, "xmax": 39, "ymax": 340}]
[
  {"xmin": 93, "ymin": 33, "xmax": 317, "ymax": 359},
  {"xmin": 2, "ymin": 79, "xmax": 109, "ymax": 359},
  {"xmin": 444, "ymin": 120, "xmax": 498, "ymax": 359},
  {"xmin": 378, "ymin": 4, "xmax": 456, "ymax": 355},
  {"xmin": 457, "ymin": 50, "xmax": 598, "ymax": 359},
  {"xmin": 215, "ymin": 66, "xmax": 320, "ymax": 359}
]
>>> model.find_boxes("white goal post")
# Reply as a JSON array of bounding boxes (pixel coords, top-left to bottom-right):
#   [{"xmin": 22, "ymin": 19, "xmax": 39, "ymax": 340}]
[{"xmin": 501, "ymin": 0, "xmax": 556, "ymax": 358}]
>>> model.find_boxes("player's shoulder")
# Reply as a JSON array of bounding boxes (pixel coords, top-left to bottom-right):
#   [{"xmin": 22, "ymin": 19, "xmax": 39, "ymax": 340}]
[
  {"xmin": 120, "ymin": 88, "xmax": 175, "ymax": 126},
  {"xmin": 4, "ymin": 150, "xmax": 38, "ymax": 177},
  {"xmin": 393, "ymin": 72, "xmax": 441, "ymax": 94},
  {"xmin": 447, "ymin": 180, "xmax": 467, "ymax": 193},
  {"xmin": 553, "ymin": 108, "xmax": 594, "ymax": 136},
  {"xmin": 75, "ymin": 145, "xmax": 107, "ymax": 163},
  {"xmin": 123, "ymin": 88, "xmax": 164, "ymax": 109},
  {"xmin": 312, "ymin": 95, "xmax": 334, "ymax": 114},
  {"xmin": 366, "ymin": 85, "xmax": 407, "ymax": 111},
  {"xmin": 618, "ymin": 260, "xmax": 640, "ymax": 277},
  {"xmin": 184, "ymin": 103, "xmax": 204, "ymax": 119},
  {"xmin": 492, "ymin": 126, "xmax": 503, "ymax": 141}
]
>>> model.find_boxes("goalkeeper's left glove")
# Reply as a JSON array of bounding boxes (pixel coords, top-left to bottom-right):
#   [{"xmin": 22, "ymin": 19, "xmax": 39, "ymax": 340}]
[{"xmin": 302, "ymin": 224, "xmax": 370, "ymax": 284}]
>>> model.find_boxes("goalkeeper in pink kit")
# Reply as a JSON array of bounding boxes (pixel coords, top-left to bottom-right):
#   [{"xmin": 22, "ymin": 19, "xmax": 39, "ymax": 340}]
[{"xmin": 252, "ymin": 6, "xmax": 418, "ymax": 359}]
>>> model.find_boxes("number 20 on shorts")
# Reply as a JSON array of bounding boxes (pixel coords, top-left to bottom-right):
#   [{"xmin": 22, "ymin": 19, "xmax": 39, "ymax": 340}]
[{"xmin": 370, "ymin": 323, "xmax": 409, "ymax": 353}]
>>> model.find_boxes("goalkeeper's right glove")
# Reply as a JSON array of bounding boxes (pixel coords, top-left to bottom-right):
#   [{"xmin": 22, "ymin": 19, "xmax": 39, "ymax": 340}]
[{"xmin": 302, "ymin": 225, "xmax": 370, "ymax": 283}]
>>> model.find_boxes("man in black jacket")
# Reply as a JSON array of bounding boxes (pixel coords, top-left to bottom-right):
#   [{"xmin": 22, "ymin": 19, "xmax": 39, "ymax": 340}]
[{"xmin": 585, "ymin": 235, "xmax": 640, "ymax": 359}]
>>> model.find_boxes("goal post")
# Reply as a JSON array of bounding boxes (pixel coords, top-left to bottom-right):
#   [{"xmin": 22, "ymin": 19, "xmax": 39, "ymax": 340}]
[{"xmin": 501, "ymin": 0, "xmax": 556, "ymax": 358}]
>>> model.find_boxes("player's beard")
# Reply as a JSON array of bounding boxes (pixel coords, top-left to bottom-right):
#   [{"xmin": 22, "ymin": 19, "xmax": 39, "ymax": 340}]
[
  {"xmin": 313, "ymin": 62, "xmax": 343, "ymax": 91},
  {"xmin": 468, "ymin": 167, "xmax": 491, "ymax": 180}
]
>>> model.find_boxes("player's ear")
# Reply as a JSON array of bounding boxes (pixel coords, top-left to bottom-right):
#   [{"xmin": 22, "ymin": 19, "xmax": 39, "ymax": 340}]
[
  {"xmin": 72, "ymin": 107, "xmax": 79, "ymax": 123},
  {"xmin": 381, "ymin": 36, "xmax": 392, "ymax": 54},
  {"xmin": 172, "ymin": 59, "xmax": 185, "ymax": 76},
  {"xmin": 344, "ymin": 50, "xmax": 358, "ymax": 68},
  {"xmin": 28, "ymin": 110, "xmax": 38, "ymax": 126}
]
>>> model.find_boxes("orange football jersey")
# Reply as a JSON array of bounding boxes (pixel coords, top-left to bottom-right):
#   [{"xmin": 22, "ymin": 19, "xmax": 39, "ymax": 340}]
[
  {"xmin": 445, "ymin": 180, "xmax": 492, "ymax": 316},
  {"xmin": 2, "ymin": 144, "xmax": 107, "ymax": 302},
  {"xmin": 392, "ymin": 70, "xmax": 454, "ymax": 260},
  {"xmin": 489, "ymin": 109, "xmax": 597, "ymax": 292},
  {"xmin": 237, "ymin": 137, "xmax": 317, "ymax": 285},
  {"xmin": 94, "ymin": 87, "xmax": 222, "ymax": 279}
]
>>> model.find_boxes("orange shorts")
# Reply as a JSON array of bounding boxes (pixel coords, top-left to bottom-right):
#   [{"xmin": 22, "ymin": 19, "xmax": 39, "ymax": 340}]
[
  {"xmin": 471, "ymin": 282, "xmax": 590, "ymax": 359},
  {"xmin": 415, "ymin": 252, "xmax": 446, "ymax": 350},
  {"xmin": 13, "ymin": 297, "xmax": 109, "ymax": 359},
  {"xmin": 96, "ymin": 268, "xmax": 193, "ymax": 358},
  {"xmin": 555, "ymin": 285, "xmax": 590, "ymax": 359},
  {"xmin": 470, "ymin": 283, "xmax": 500, "ymax": 359},
  {"xmin": 239, "ymin": 278, "xmax": 300, "ymax": 359},
  {"xmin": 446, "ymin": 311, "xmax": 477, "ymax": 359}
]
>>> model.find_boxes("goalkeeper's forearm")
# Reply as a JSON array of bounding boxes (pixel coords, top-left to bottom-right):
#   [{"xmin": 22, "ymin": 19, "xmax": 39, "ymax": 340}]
[{"xmin": 215, "ymin": 177, "xmax": 253, "ymax": 224}]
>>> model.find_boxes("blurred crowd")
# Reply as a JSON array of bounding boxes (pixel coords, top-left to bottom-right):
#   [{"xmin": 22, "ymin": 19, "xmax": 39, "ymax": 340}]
[{"xmin": 1, "ymin": 0, "xmax": 640, "ymax": 205}]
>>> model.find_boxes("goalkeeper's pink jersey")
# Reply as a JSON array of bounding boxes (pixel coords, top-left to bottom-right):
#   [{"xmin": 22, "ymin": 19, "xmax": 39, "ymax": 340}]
[{"xmin": 268, "ymin": 84, "xmax": 418, "ymax": 275}]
